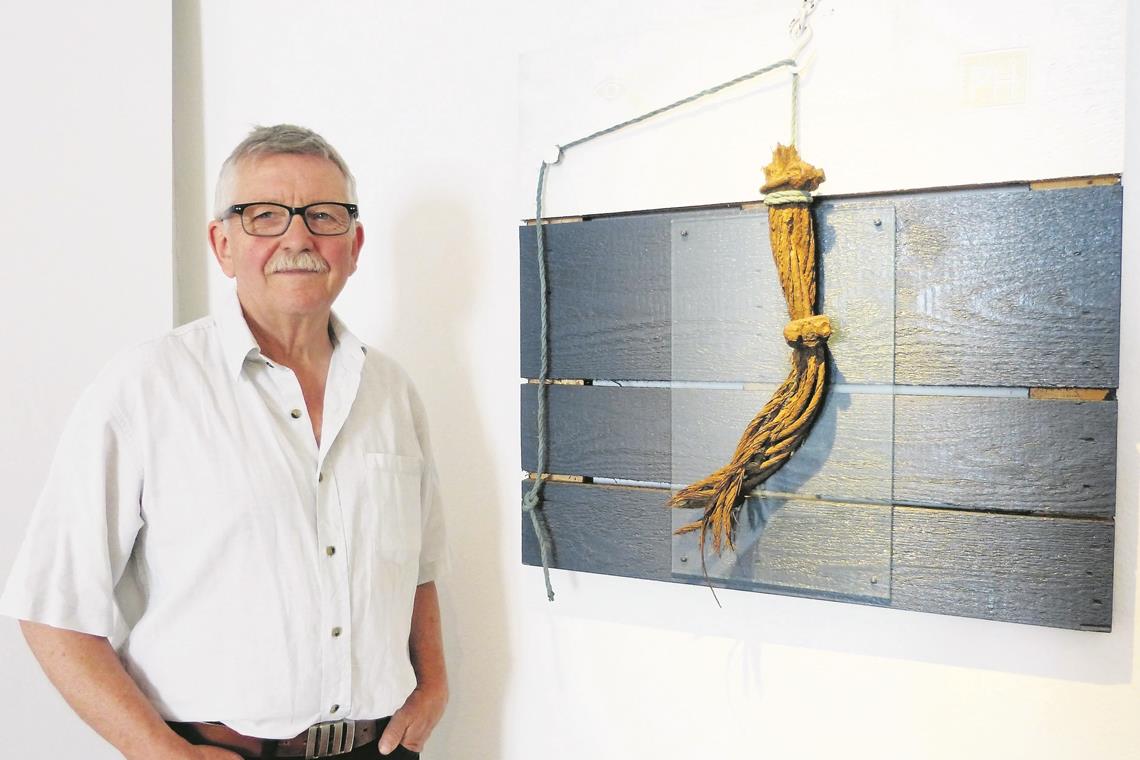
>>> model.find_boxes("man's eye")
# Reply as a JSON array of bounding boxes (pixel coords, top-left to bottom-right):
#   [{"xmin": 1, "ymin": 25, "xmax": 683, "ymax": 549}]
[{"xmin": 309, "ymin": 211, "xmax": 332, "ymax": 221}]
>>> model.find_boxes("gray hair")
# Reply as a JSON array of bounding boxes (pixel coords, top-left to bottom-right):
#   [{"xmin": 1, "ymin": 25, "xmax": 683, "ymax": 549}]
[{"xmin": 213, "ymin": 124, "xmax": 357, "ymax": 219}]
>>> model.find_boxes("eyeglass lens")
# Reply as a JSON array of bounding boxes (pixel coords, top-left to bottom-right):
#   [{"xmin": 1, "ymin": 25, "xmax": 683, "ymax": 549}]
[{"xmin": 241, "ymin": 204, "xmax": 353, "ymax": 236}]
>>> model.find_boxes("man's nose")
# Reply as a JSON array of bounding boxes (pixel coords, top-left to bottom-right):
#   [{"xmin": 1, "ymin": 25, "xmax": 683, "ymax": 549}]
[{"xmin": 280, "ymin": 211, "xmax": 314, "ymax": 244}]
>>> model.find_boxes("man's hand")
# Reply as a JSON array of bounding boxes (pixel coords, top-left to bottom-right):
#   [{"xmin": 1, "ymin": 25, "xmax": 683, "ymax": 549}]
[
  {"xmin": 377, "ymin": 682, "xmax": 448, "ymax": 754},
  {"xmin": 378, "ymin": 581, "xmax": 448, "ymax": 755}
]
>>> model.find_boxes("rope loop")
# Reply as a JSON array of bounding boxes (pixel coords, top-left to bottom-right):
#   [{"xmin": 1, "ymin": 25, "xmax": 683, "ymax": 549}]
[{"xmin": 763, "ymin": 188, "xmax": 814, "ymax": 206}]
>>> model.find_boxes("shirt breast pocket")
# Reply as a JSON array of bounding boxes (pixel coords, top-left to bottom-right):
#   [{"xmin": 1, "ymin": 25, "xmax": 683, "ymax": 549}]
[{"xmin": 364, "ymin": 452, "xmax": 423, "ymax": 563}]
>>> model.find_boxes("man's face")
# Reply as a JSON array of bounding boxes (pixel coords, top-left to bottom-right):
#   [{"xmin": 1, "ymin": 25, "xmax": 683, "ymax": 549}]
[{"xmin": 208, "ymin": 153, "xmax": 364, "ymax": 322}]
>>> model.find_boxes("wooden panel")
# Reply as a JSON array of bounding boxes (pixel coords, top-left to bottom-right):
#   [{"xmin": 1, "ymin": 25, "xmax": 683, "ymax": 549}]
[
  {"xmin": 520, "ymin": 185, "xmax": 1121, "ymax": 387},
  {"xmin": 891, "ymin": 507, "xmax": 1113, "ymax": 630},
  {"xmin": 520, "ymin": 480, "xmax": 671, "ymax": 583},
  {"xmin": 893, "ymin": 396, "xmax": 1117, "ymax": 517},
  {"xmin": 891, "ymin": 184, "xmax": 1121, "ymax": 387},
  {"xmin": 522, "ymin": 384, "xmax": 1113, "ymax": 516},
  {"xmin": 672, "ymin": 498, "xmax": 891, "ymax": 601},
  {"xmin": 520, "ymin": 481, "xmax": 1113, "ymax": 630}
]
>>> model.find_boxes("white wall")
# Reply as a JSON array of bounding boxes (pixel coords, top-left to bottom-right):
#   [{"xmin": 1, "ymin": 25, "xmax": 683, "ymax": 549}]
[
  {"xmin": 184, "ymin": 2, "xmax": 1138, "ymax": 759},
  {"xmin": 0, "ymin": 2, "xmax": 172, "ymax": 757},
  {"xmin": 519, "ymin": 0, "xmax": 1124, "ymax": 218},
  {"xmin": 3, "ymin": 0, "xmax": 1135, "ymax": 758}
]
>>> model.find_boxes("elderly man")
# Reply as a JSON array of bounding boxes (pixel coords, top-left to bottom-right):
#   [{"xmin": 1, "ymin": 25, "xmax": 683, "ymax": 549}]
[{"xmin": 0, "ymin": 125, "xmax": 447, "ymax": 759}]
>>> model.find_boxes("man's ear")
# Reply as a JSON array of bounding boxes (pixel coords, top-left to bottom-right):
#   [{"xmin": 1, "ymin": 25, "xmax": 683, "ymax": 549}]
[
  {"xmin": 349, "ymin": 221, "xmax": 364, "ymax": 274},
  {"xmin": 208, "ymin": 219, "xmax": 237, "ymax": 278}
]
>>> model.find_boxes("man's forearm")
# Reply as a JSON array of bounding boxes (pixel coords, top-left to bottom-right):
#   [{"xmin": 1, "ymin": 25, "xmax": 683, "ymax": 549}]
[
  {"xmin": 408, "ymin": 581, "xmax": 448, "ymax": 696},
  {"xmin": 19, "ymin": 620, "xmax": 202, "ymax": 760}
]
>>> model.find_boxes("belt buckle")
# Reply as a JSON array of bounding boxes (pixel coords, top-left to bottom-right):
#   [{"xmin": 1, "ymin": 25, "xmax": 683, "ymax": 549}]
[{"xmin": 304, "ymin": 719, "xmax": 356, "ymax": 759}]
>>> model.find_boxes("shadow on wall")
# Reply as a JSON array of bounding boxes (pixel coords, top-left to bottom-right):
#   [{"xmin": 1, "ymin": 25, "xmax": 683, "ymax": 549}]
[
  {"xmin": 173, "ymin": 0, "xmax": 210, "ymax": 325},
  {"xmin": 380, "ymin": 197, "xmax": 510, "ymax": 760}
]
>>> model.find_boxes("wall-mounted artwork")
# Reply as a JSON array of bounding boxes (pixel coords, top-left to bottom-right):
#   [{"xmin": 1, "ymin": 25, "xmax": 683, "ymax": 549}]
[{"xmin": 520, "ymin": 174, "xmax": 1120, "ymax": 631}]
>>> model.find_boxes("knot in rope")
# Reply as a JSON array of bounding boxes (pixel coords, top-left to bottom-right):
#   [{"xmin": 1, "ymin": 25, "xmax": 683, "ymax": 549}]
[
  {"xmin": 784, "ymin": 314, "xmax": 831, "ymax": 348},
  {"xmin": 522, "ymin": 489, "xmax": 540, "ymax": 511},
  {"xmin": 763, "ymin": 188, "xmax": 814, "ymax": 206}
]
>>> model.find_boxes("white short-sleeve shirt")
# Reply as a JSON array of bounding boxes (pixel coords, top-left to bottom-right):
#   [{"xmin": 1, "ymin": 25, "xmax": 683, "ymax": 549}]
[{"xmin": 0, "ymin": 290, "xmax": 447, "ymax": 739}]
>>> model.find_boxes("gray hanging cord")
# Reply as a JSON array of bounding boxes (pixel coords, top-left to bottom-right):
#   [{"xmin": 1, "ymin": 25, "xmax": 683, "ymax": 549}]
[
  {"xmin": 522, "ymin": 160, "xmax": 557, "ymax": 602},
  {"xmin": 525, "ymin": 56, "xmax": 800, "ymax": 602}
]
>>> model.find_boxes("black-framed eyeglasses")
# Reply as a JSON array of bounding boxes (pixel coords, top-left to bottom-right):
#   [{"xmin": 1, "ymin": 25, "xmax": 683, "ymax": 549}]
[{"xmin": 224, "ymin": 202, "xmax": 359, "ymax": 237}]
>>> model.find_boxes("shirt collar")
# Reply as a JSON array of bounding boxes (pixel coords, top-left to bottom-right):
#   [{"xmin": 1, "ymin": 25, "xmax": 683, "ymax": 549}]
[
  {"xmin": 214, "ymin": 287, "xmax": 367, "ymax": 379},
  {"xmin": 328, "ymin": 309, "xmax": 368, "ymax": 372},
  {"xmin": 216, "ymin": 288, "xmax": 262, "ymax": 379}
]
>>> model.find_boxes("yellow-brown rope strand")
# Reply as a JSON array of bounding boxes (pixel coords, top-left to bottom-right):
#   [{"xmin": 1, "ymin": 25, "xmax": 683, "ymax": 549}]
[{"xmin": 668, "ymin": 144, "xmax": 831, "ymax": 556}]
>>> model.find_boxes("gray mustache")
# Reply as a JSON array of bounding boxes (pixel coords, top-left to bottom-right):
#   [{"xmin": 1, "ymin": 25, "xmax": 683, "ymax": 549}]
[{"xmin": 265, "ymin": 251, "xmax": 330, "ymax": 274}]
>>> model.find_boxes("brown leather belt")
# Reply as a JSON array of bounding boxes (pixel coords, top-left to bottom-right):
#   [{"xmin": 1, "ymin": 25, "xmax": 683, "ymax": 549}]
[{"xmin": 169, "ymin": 717, "xmax": 388, "ymax": 758}]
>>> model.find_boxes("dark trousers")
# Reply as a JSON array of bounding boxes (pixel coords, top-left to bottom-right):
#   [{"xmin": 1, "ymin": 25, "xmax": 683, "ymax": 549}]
[
  {"xmin": 182, "ymin": 716, "xmax": 420, "ymax": 759},
  {"xmin": 290, "ymin": 736, "xmax": 420, "ymax": 759}
]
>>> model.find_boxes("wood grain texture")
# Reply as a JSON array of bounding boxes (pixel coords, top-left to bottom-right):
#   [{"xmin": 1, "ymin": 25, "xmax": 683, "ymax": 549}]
[
  {"xmin": 520, "ymin": 184, "xmax": 1121, "ymax": 387},
  {"xmin": 672, "ymin": 497, "xmax": 891, "ymax": 601},
  {"xmin": 891, "ymin": 184, "xmax": 1121, "ymax": 387},
  {"xmin": 520, "ymin": 383, "xmax": 671, "ymax": 481},
  {"xmin": 520, "ymin": 480, "xmax": 671, "ymax": 582},
  {"xmin": 891, "ymin": 507, "xmax": 1113, "ymax": 630},
  {"xmin": 522, "ymin": 384, "xmax": 1114, "ymax": 516},
  {"xmin": 1029, "ymin": 175, "xmax": 1120, "ymax": 191},
  {"xmin": 1029, "ymin": 388, "xmax": 1113, "ymax": 400},
  {"xmin": 519, "ymin": 481, "xmax": 1113, "ymax": 630},
  {"xmin": 520, "ymin": 208, "xmax": 742, "ymax": 380},
  {"xmin": 893, "ymin": 396, "xmax": 1117, "ymax": 517}
]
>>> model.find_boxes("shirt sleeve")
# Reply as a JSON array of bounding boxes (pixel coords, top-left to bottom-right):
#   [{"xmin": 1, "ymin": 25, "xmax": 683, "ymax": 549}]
[
  {"xmin": 409, "ymin": 384, "xmax": 448, "ymax": 585},
  {"xmin": 0, "ymin": 381, "xmax": 144, "ymax": 637}
]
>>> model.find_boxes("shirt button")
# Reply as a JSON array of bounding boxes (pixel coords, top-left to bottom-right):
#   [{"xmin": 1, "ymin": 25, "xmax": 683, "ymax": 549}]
[
  {"xmin": 332, "ymin": 626, "xmax": 342, "ymax": 637},
  {"xmin": 331, "ymin": 704, "xmax": 340, "ymax": 713},
  {"xmin": 318, "ymin": 472, "xmax": 324, "ymax": 483},
  {"xmin": 290, "ymin": 409, "xmax": 302, "ymax": 419},
  {"xmin": 326, "ymin": 546, "xmax": 336, "ymax": 556}
]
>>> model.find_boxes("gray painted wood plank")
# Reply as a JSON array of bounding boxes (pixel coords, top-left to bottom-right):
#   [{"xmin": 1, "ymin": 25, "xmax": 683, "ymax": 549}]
[
  {"xmin": 891, "ymin": 507, "xmax": 1113, "ymax": 630},
  {"xmin": 522, "ymin": 384, "xmax": 1114, "ymax": 515},
  {"xmin": 521, "ymin": 384, "xmax": 892, "ymax": 502},
  {"xmin": 520, "ymin": 480, "xmax": 671, "ymax": 582},
  {"xmin": 893, "ymin": 396, "xmax": 1117, "ymax": 517},
  {"xmin": 891, "ymin": 185, "xmax": 1121, "ymax": 387},
  {"xmin": 520, "ymin": 184, "xmax": 1121, "ymax": 387},
  {"xmin": 672, "ymin": 497, "xmax": 891, "ymax": 601},
  {"xmin": 520, "ymin": 383, "xmax": 672, "ymax": 481},
  {"xmin": 520, "ymin": 481, "xmax": 1113, "ymax": 629}
]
